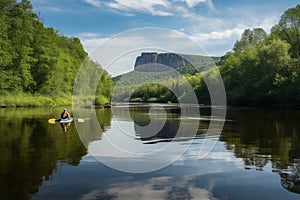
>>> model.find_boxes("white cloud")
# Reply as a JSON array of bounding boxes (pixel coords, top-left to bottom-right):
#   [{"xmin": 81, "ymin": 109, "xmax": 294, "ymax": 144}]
[
  {"xmin": 83, "ymin": 0, "xmax": 215, "ymax": 16},
  {"xmin": 85, "ymin": 0, "xmax": 101, "ymax": 7},
  {"xmin": 173, "ymin": 5, "xmax": 195, "ymax": 18},
  {"xmin": 170, "ymin": 0, "xmax": 214, "ymax": 10},
  {"xmin": 190, "ymin": 27, "xmax": 244, "ymax": 42},
  {"xmin": 178, "ymin": 4, "xmax": 283, "ymax": 55},
  {"xmin": 106, "ymin": 0, "xmax": 173, "ymax": 16},
  {"xmin": 77, "ymin": 33, "xmax": 106, "ymax": 53},
  {"xmin": 185, "ymin": 0, "xmax": 206, "ymax": 8}
]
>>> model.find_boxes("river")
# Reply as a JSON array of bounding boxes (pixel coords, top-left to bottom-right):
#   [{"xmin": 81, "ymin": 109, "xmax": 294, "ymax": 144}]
[{"xmin": 0, "ymin": 105, "xmax": 300, "ymax": 200}]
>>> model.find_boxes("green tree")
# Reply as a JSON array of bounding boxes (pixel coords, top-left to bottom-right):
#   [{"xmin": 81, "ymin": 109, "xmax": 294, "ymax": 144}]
[
  {"xmin": 233, "ymin": 28, "xmax": 267, "ymax": 53},
  {"xmin": 0, "ymin": 0, "xmax": 15, "ymax": 11},
  {"xmin": 255, "ymin": 36, "xmax": 293, "ymax": 102},
  {"xmin": 272, "ymin": 4, "xmax": 300, "ymax": 66}
]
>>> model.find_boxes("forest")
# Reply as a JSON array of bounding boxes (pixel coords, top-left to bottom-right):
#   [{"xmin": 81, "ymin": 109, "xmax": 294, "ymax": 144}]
[
  {"xmin": 0, "ymin": 0, "xmax": 112, "ymax": 107},
  {"xmin": 115, "ymin": 4, "xmax": 300, "ymax": 106},
  {"xmin": 1, "ymin": 0, "xmax": 300, "ymax": 106},
  {"xmin": 220, "ymin": 4, "xmax": 300, "ymax": 105},
  {"xmin": 221, "ymin": 5, "xmax": 300, "ymax": 105}
]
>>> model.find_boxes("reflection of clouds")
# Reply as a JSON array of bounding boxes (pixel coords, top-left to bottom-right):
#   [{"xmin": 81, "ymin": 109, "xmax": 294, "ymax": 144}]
[
  {"xmin": 174, "ymin": 142, "xmax": 244, "ymax": 173},
  {"xmin": 80, "ymin": 189, "xmax": 116, "ymax": 200},
  {"xmin": 206, "ymin": 152, "xmax": 242, "ymax": 163},
  {"xmin": 84, "ymin": 138, "xmax": 244, "ymax": 175},
  {"xmin": 79, "ymin": 176, "xmax": 217, "ymax": 200},
  {"xmin": 88, "ymin": 118, "xmax": 196, "ymax": 172}
]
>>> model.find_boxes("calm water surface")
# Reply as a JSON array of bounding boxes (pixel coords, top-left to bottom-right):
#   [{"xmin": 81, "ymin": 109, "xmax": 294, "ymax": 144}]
[{"xmin": 1, "ymin": 105, "xmax": 300, "ymax": 200}]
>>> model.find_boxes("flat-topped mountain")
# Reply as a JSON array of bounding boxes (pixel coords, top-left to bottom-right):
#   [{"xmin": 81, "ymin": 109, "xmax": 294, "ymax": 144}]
[
  {"xmin": 112, "ymin": 52, "xmax": 222, "ymax": 85},
  {"xmin": 134, "ymin": 52, "xmax": 222, "ymax": 72},
  {"xmin": 134, "ymin": 52, "xmax": 190, "ymax": 69}
]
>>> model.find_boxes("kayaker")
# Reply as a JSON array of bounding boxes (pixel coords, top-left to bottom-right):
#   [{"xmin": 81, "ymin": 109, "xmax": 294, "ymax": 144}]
[{"xmin": 61, "ymin": 108, "xmax": 71, "ymax": 119}]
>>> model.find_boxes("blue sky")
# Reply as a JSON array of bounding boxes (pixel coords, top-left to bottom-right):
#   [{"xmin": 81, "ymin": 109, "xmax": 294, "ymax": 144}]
[{"xmin": 31, "ymin": 0, "xmax": 299, "ymax": 57}]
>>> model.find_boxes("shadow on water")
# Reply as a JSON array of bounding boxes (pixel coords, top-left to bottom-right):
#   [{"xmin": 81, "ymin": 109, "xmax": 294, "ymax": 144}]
[
  {"xmin": 220, "ymin": 107, "xmax": 300, "ymax": 194},
  {"xmin": 0, "ymin": 107, "xmax": 112, "ymax": 200},
  {"xmin": 113, "ymin": 104, "xmax": 212, "ymax": 143}
]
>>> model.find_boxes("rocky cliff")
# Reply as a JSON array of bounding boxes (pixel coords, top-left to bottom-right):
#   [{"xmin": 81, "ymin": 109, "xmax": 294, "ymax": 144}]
[{"xmin": 134, "ymin": 52, "xmax": 190, "ymax": 69}]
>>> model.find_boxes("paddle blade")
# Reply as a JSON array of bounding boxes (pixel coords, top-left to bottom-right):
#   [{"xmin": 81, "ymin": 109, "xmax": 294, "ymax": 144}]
[
  {"xmin": 48, "ymin": 119, "xmax": 56, "ymax": 124},
  {"xmin": 77, "ymin": 118, "xmax": 85, "ymax": 123}
]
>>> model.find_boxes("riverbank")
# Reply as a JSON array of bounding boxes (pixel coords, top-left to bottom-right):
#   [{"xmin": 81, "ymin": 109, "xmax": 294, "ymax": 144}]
[
  {"xmin": 0, "ymin": 95, "xmax": 71, "ymax": 107},
  {"xmin": 0, "ymin": 94, "xmax": 110, "ymax": 107},
  {"xmin": 1, "ymin": 94, "xmax": 299, "ymax": 109}
]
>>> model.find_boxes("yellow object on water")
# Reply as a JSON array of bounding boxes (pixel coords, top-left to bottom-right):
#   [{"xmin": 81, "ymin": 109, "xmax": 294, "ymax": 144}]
[
  {"xmin": 77, "ymin": 118, "xmax": 85, "ymax": 122},
  {"xmin": 48, "ymin": 118, "xmax": 56, "ymax": 124},
  {"xmin": 48, "ymin": 118, "xmax": 85, "ymax": 123}
]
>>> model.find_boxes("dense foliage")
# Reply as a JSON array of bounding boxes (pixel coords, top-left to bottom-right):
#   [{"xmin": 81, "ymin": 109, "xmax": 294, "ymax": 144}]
[
  {"xmin": 0, "ymin": 0, "xmax": 112, "ymax": 106},
  {"xmin": 221, "ymin": 4, "xmax": 300, "ymax": 105},
  {"xmin": 73, "ymin": 58, "xmax": 113, "ymax": 105}
]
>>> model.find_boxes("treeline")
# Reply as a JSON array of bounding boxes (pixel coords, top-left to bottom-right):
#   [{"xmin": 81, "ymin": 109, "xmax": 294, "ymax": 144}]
[
  {"xmin": 73, "ymin": 58, "xmax": 113, "ymax": 105},
  {"xmin": 221, "ymin": 5, "xmax": 300, "ymax": 105},
  {"xmin": 114, "ymin": 72, "xmax": 211, "ymax": 104},
  {"xmin": 115, "ymin": 4, "xmax": 300, "ymax": 106},
  {"xmin": 0, "ymin": 0, "xmax": 112, "ymax": 106}
]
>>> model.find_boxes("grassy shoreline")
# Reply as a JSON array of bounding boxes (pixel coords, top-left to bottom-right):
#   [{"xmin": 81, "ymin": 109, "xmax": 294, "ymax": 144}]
[
  {"xmin": 0, "ymin": 95, "xmax": 72, "ymax": 107},
  {"xmin": 1, "ymin": 94, "xmax": 299, "ymax": 108},
  {"xmin": 0, "ymin": 94, "xmax": 111, "ymax": 107}
]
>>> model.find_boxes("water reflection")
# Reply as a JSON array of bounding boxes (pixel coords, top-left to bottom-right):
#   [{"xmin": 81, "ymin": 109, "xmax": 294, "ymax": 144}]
[
  {"xmin": 1, "ymin": 106, "xmax": 300, "ymax": 199},
  {"xmin": 0, "ymin": 107, "xmax": 112, "ymax": 200},
  {"xmin": 113, "ymin": 105, "xmax": 300, "ymax": 194},
  {"xmin": 131, "ymin": 106, "xmax": 181, "ymax": 140},
  {"xmin": 112, "ymin": 104, "xmax": 211, "ymax": 142},
  {"xmin": 221, "ymin": 107, "xmax": 300, "ymax": 194},
  {"xmin": 60, "ymin": 122, "xmax": 71, "ymax": 132}
]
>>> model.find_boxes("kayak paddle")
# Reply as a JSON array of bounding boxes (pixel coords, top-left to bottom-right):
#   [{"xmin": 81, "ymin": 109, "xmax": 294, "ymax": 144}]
[
  {"xmin": 48, "ymin": 118, "xmax": 85, "ymax": 123},
  {"xmin": 48, "ymin": 118, "xmax": 57, "ymax": 124}
]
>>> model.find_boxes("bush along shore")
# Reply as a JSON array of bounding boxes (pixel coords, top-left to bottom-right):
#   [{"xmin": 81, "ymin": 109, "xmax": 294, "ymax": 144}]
[{"xmin": 0, "ymin": 94, "xmax": 111, "ymax": 108}]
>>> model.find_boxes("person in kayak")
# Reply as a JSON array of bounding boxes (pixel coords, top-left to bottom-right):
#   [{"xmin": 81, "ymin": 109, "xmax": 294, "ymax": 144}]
[{"xmin": 61, "ymin": 108, "xmax": 71, "ymax": 119}]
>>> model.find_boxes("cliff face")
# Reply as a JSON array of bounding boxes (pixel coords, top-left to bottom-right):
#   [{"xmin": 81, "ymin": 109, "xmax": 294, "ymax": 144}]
[{"xmin": 134, "ymin": 52, "xmax": 190, "ymax": 69}]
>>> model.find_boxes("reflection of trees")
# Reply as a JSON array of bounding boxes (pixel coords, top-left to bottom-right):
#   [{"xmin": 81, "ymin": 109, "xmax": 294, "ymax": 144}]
[
  {"xmin": 113, "ymin": 105, "xmax": 180, "ymax": 140},
  {"xmin": 275, "ymin": 160, "xmax": 300, "ymax": 194},
  {"xmin": 135, "ymin": 119, "xmax": 180, "ymax": 140},
  {"xmin": 0, "ymin": 108, "xmax": 112, "ymax": 199},
  {"xmin": 73, "ymin": 108, "xmax": 112, "ymax": 146},
  {"xmin": 221, "ymin": 108, "xmax": 300, "ymax": 194},
  {"xmin": 97, "ymin": 108, "xmax": 112, "ymax": 131}
]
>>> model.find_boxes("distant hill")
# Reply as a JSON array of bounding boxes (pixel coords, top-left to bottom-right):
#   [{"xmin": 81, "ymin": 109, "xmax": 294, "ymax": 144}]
[
  {"xmin": 135, "ymin": 52, "xmax": 190, "ymax": 70},
  {"xmin": 112, "ymin": 52, "xmax": 221, "ymax": 85}
]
